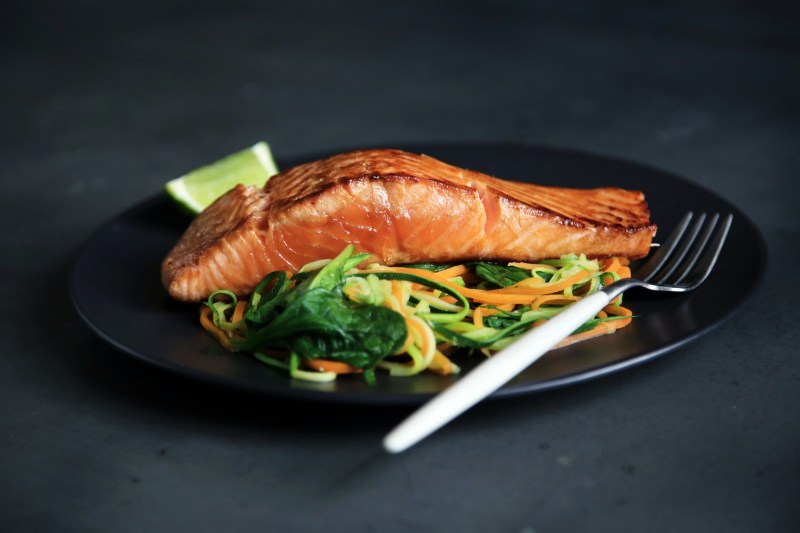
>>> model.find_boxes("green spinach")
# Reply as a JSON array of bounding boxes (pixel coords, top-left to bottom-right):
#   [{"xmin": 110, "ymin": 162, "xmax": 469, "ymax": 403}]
[
  {"xmin": 232, "ymin": 245, "xmax": 407, "ymax": 369},
  {"xmin": 474, "ymin": 262, "xmax": 531, "ymax": 288}
]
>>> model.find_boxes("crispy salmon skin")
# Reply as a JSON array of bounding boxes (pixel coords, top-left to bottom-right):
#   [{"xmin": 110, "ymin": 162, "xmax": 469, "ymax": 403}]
[{"xmin": 162, "ymin": 149, "xmax": 656, "ymax": 302}]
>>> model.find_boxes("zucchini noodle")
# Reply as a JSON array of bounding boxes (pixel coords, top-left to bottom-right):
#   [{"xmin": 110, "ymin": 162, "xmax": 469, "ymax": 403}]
[{"xmin": 199, "ymin": 246, "xmax": 635, "ymax": 384}]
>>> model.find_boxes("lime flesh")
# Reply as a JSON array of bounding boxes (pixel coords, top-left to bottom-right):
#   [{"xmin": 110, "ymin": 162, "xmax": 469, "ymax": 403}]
[{"xmin": 165, "ymin": 141, "xmax": 279, "ymax": 214}]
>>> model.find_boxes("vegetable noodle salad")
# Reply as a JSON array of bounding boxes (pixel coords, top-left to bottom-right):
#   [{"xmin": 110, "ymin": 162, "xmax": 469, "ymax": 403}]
[{"xmin": 200, "ymin": 245, "xmax": 634, "ymax": 385}]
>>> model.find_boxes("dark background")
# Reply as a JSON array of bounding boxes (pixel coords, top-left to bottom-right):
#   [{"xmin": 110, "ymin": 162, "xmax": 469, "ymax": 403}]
[{"xmin": 2, "ymin": 1, "xmax": 798, "ymax": 531}]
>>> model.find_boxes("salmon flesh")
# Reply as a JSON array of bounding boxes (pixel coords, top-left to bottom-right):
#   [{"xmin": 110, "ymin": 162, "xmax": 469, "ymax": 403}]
[{"xmin": 162, "ymin": 149, "xmax": 656, "ymax": 302}]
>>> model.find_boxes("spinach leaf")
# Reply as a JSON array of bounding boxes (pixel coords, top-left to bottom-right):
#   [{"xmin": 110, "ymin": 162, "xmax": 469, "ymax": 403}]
[
  {"xmin": 279, "ymin": 245, "xmax": 358, "ymax": 309},
  {"xmin": 483, "ymin": 314, "xmax": 520, "ymax": 330},
  {"xmin": 343, "ymin": 252, "xmax": 372, "ymax": 271},
  {"xmin": 238, "ymin": 287, "xmax": 407, "ymax": 368},
  {"xmin": 235, "ymin": 244, "xmax": 406, "ymax": 369},
  {"xmin": 474, "ymin": 262, "xmax": 531, "ymax": 288},
  {"xmin": 244, "ymin": 271, "xmax": 290, "ymax": 324},
  {"xmin": 309, "ymin": 244, "xmax": 356, "ymax": 290}
]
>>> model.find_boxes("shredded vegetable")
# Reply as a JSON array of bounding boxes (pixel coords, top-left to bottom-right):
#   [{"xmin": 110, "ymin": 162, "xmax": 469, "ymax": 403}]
[{"xmin": 199, "ymin": 245, "xmax": 635, "ymax": 384}]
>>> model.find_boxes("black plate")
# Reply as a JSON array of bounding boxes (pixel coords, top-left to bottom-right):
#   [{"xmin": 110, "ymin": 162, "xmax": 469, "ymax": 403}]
[{"xmin": 69, "ymin": 144, "xmax": 766, "ymax": 404}]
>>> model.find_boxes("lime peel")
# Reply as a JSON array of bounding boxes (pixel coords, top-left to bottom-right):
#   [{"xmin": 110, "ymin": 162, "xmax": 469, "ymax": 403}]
[{"xmin": 165, "ymin": 141, "xmax": 279, "ymax": 215}]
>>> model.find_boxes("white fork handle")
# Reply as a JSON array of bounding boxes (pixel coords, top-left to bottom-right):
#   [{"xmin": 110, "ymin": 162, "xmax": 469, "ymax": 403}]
[{"xmin": 383, "ymin": 291, "xmax": 612, "ymax": 453}]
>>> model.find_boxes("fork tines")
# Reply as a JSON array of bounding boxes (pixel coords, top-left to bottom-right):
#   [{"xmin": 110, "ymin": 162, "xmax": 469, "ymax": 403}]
[{"xmin": 643, "ymin": 212, "xmax": 733, "ymax": 290}]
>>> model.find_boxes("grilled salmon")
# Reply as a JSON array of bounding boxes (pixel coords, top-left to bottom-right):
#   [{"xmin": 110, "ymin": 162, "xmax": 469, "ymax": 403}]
[{"xmin": 162, "ymin": 149, "xmax": 656, "ymax": 302}]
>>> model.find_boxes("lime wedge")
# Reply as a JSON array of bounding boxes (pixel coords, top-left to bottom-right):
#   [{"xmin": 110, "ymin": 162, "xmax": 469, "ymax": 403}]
[{"xmin": 165, "ymin": 141, "xmax": 279, "ymax": 214}]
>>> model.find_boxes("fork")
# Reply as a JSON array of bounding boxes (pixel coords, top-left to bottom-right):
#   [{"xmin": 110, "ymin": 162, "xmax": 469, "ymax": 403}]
[{"xmin": 384, "ymin": 212, "xmax": 733, "ymax": 453}]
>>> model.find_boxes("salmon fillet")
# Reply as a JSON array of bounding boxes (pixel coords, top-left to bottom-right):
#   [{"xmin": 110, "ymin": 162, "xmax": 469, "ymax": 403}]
[{"xmin": 162, "ymin": 149, "xmax": 656, "ymax": 302}]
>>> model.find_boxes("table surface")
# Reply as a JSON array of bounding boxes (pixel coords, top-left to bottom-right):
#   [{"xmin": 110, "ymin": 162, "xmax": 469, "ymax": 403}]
[{"xmin": 3, "ymin": 1, "xmax": 798, "ymax": 531}]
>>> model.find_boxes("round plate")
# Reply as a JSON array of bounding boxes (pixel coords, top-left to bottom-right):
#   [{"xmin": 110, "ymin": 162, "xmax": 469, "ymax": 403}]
[{"xmin": 69, "ymin": 144, "xmax": 766, "ymax": 404}]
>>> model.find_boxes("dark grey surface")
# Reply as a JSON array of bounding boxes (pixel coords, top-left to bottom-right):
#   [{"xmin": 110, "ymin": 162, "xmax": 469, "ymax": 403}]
[{"xmin": 2, "ymin": 1, "xmax": 798, "ymax": 532}]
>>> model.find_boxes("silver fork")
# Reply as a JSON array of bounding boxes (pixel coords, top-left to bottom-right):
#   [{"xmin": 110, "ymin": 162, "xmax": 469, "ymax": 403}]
[{"xmin": 384, "ymin": 212, "xmax": 733, "ymax": 453}]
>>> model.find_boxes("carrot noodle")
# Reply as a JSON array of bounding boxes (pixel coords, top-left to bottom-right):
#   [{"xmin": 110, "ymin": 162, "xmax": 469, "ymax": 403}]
[
  {"xmin": 603, "ymin": 303, "xmax": 633, "ymax": 328},
  {"xmin": 554, "ymin": 321, "xmax": 617, "ymax": 349},
  {"xmin": 600, "ymin": 257, "xmax": 622, "ymax": 275},
  {"xmin": 428, "ymin": 350, "xmax": 460, "ymax": 375},
  {"xmin": 200, "ymin": 252, "xmax": 636, "ymax": 383},
  {"xmin": 395, "ymin": 316, "xmax": 416, "ymax": 355},
  {"xmin": 508, "ymin": 262, "xmax": 556, "ymax": 271},
  {"xmin": 473, "ymin": 307, "xmax": 484, "ymax": 328},
  {"xmin": 433, "ymin": 264, "xmax": 470, "ymax": 279},
  {"xmin": 531, "ymin": 294, "xmax": 580, "ymax": 309},
  {"xmin": 231, "ymin": 300, "xmax": 246, "ymax": 323},
  {"xmin": 304, "ymin": 358, "xmax": 362, "ymax": 374}
]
